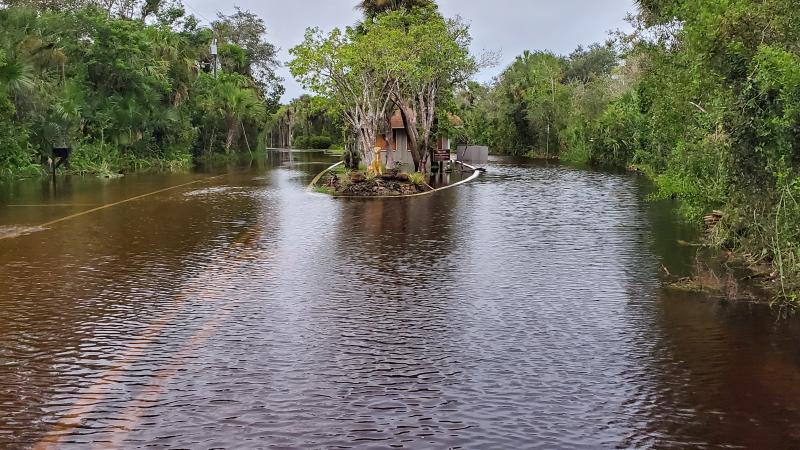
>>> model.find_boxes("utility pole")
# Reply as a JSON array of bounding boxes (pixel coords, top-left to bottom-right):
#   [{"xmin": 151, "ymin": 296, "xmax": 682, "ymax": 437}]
[
  {"xmin": 548, "ymin": 77, "xmax": 556, "ymax": 159},
  {"xmin": 210, "ymin": 38, "xmax": 218, "ymax": 78},
  {"xmin": 546, "ymin": 124, "xmax": 550, "ymax": 159}
]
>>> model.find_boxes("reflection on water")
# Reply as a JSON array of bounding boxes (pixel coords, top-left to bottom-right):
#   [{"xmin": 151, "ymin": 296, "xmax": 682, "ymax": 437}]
[
  {"xmin": 0, "ymin": 225, "xmax": 46, "ymax": 240},
  {"xmin": 1, "ymin": 152, "xmax": 800, "ymax": 448}
]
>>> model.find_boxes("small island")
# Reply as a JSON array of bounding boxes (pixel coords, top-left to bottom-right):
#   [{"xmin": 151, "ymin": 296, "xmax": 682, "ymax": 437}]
[
  {"xmin": 310, "ymin": 125, "xmax": 484, "ymax": 196},
  {"xmin": 315, "ymin": 165, "xmax": 428, "ymax": 197},
  {"xmin": 311, "ymin": 153, "xmax": 482, "ymax": 197},
  {"xmin": 290, "ymin": 4, "xmax": 487, "ymax": 198}
]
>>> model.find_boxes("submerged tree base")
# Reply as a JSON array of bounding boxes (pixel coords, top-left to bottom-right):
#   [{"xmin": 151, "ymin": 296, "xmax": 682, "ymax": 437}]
[{"xmin": 663, "ymin": 247, "xmax": 778, "ymax": 305}]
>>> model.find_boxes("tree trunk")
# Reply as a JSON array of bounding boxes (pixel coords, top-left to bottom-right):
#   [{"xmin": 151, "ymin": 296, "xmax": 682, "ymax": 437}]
[
  {"xmin": 357, "ymin": 124, "xmax": 376, "ymax": 166},
  {"xmin": 395, "ymin": 97, "xmax": 421, "ymax": 172},
  {"xmin": 287, "ymin": 112, "xmax": 295, "ymax": 149},
  {"xmin": 417, "ymin": 84, "xmax": 438, "ymax": 173},
  {"xmin": 241, "ymin": 120, "xmax": 252, "ymax": 155},
  {"xmin": 208, "ymin": 127, "xmax": 216, "ymax": 155},
  {"xmin": 384, "ymin": 110, "xmax": 396, "ymax": 169},
  {"xmin": 225, "ymin": 117, "xmax": 240, "ymax": 154}
]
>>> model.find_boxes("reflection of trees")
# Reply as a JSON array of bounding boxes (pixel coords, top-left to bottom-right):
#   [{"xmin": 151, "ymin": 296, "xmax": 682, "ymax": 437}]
[
  {"xmin": 319, "ymin": 193, "xmax": 469, "ymax": 444},
  {"xmin": 334, "ymin": 193, "xmax": 462, "ymax": 280},
  {"xmin": 618, "ymin": 173, "xmax": 800, "ymax": 448},
  {"xmin": 426, "ymin": 167, "xmax": 469, "ymax": 189},
  {"xmin": 625, "ymin": 290, "xmax": 800, "ymax": 448},
  {"xmin": 637, "ymin": 175, "xmax": 699, "ymax": 278},
  {"xmin": 329, "ymin": 191, "xmax": 466, "ymax": 345}
]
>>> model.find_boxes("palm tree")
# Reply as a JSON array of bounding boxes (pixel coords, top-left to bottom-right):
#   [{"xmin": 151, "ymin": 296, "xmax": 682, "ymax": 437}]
[
  {"xmin": 204, "ymin": 74, "xmax": 266, "ymax": 154},
  {"xmin": 0, "ymin": 53, "xmax": 34, "ymax": 97},
  {"xmin": 356, "ymin": 0, "xmax": 435, "ymax": 17},
  {"xmin": 0, "ymin": 10, "xmax": 39, "ymax": 98}
]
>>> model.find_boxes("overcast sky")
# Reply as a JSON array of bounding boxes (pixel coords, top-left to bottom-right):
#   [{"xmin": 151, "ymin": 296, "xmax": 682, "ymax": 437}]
[{"xmin": 185, "ymin": 0, "xmax": 637, "ymax": 102}]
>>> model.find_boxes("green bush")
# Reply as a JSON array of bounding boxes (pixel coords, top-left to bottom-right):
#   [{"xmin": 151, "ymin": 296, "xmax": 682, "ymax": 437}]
[
  {"xmin": 293, "ymin": 135, "xmax": 333, "ymax": 149},
  {"xmin": 0, "ymin": 99, "xmax": 40, "ymax": 177},
  {"xmin": 587, "ymin": 91, "xmax": 644, "ymax": 168},
  {"xmin": 309, "ymin": 135, "xmax": 332, "ymax": 149}
]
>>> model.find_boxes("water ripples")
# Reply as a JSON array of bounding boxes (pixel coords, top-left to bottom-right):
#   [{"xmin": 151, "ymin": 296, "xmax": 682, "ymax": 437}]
[{"xmin": 2, "ymin": 156, "xmax": 800, "ymax": 448}]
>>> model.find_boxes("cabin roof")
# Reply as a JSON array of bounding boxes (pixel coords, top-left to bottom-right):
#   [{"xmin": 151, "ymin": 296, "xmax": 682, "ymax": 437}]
[{"xmin": 390, "ymin": 110, "xmax": 405, "ymax": 129}]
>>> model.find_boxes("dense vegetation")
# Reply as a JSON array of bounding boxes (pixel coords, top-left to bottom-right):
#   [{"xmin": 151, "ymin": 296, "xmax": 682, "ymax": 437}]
[
  {"xmin": 268, "ymin": 95, "xmax": 344, "ymax": 150},
  {"xmin": 457, "ymin": 0, "xmax": 800, "ymax": 300},
  {"xmin": 0, "ymin": 0, "xmax": 281, "ymax": 176}
]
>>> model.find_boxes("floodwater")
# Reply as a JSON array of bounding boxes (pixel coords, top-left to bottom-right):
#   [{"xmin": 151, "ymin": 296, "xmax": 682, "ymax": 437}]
[{"xmin": 2, "ymin": 150, "xmax": 800, "ymax": 449}]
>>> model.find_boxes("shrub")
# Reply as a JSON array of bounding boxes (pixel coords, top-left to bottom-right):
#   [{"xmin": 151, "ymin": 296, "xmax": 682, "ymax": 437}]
[
  {"xmin": 587, "ymin": 91, "xmax": 644, "ymax": 168},
  {"xmin": 309, "ymin": 135, "xmax": 332, "ymax": 149},
  {"xmin": 293, "ymin": 135, "xmax": 333, "ymax": 149},
  {"xmin": 0, "ymin": 99, "xmax": 39, "ymax": 177},
  {"xmin": 408, "ymin": 172, "xmax": 426, "ymax": 185}
]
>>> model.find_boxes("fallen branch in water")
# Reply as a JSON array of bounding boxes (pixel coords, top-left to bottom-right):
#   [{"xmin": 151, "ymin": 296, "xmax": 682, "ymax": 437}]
[{"xmin": 677, "ymin": 240, "xmax": 709, "ymax": 247}]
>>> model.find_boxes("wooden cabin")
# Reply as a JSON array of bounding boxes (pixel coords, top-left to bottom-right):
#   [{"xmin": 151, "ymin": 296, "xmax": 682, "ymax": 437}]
[{"xmin": 368, "ymin": 110, "xmax": 451, "ymax": 170}]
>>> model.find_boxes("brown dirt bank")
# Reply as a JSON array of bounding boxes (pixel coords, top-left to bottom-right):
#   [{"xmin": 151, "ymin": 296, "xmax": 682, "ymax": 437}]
[{"xmin": 316, "ymin": 171, "xmax": 430, "ymax": 197}]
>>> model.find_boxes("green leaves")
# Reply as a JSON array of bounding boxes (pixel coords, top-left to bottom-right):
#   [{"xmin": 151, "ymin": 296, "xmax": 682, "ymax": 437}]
[
  {"xmin": 0, "ymin": 54, "xmax": 35, "ymax": 96},
  {"xmin": 357, "ymin": 0, "xmax": 436, "ymax": 18},
  {"xmin": 0, "ymin": 4, "xmax": 281, "ymax": 174}
]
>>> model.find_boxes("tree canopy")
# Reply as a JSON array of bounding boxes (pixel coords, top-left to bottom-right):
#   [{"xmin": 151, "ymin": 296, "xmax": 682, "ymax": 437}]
[
  {"xmin": 356, "ymin": 0, "xmax": 435, "ymax": 17},
  {"xmin": 0, "ymin": 2, "xmax": 282, "ymax": 176},
  {"xmin": 289, "ymin": 3, "xmax": 477, "ymax": 170}
]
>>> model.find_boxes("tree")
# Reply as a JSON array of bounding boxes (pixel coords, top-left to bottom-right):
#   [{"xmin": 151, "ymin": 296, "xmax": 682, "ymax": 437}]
[
  {"xmin": 356, "ymin": 0, "xmax": 435, "ymax": 17},
  {"xmin": 270, "ymin": 95, "xmax": 344, "ymax": 149},
  {"xmin": 478, "ymin": 50, "xmax": 570, "ymax": 155},
  {"xmin": 0, "ymin": 4, "xmax": 282, "ymax": 175},
  {"xmin": 290, "ymin": 5, "xmax": 479, "ymax": 172},
  {"xmin": 633, "ymin": 0, "xmax": 685, "ymax": 24},
  {"xmin": 214, "ymin": 7, "xmax": 284, "ymax": 109},
  {"xmin": 0, "ymin": 0, "xmax": 183, "ymax": 21},
  {"xmin": 361, "ymin": 7, "xmax": 478, "ymax": 170},
  {"xmin": 565, "ymin": 43, "xmax": 617, "ymax": 83},
  {"xmin": 289, "ymin": 26, "xmax": 395, "ymax": 167}
]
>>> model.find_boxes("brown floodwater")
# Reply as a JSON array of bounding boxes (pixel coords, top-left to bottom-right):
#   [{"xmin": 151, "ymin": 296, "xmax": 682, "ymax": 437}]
[{"xmin": 1, "ymin": 150, "xmax": 800, "ymax": 449}]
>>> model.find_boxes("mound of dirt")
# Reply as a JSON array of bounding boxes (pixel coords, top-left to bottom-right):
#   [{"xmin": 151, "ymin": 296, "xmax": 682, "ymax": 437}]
[{"xmin": 338, "ymin": 173, "xmax": 425, "ymax": 196}]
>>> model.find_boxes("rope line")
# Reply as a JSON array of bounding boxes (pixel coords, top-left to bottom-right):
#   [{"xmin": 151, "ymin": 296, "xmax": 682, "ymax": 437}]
[{"xmin": 39, "ymin": 175, "xmax": 225, "ymax": 229}]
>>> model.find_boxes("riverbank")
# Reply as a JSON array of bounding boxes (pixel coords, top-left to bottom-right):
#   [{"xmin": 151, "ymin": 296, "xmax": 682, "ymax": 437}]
[
  {"xmin": 0, "ymin": 151, "xmax": 194, "ymax": 180},
  {"xmin": 0, "ymin": 149, "xmax": 277, "ymax": 181},
  {"xmin": 554, "ymin": 155, "xmax": 793, "ymax": 306},
  {"xmin": 662, "ymin": 246, "xmax": 777, "ymax": 306},
  {"xmin": 615, "ymin": 162, "xmax": 795, "ymax": 306},
  {"xmin": 1, "ymin": 6, "xmax": 276, "ymax": 183}
]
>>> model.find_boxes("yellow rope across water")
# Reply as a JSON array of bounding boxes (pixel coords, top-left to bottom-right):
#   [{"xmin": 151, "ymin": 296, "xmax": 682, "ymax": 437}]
[
  {"xmin": 307, "ymin": 161, "xmax": 482, "ymax": 199},
  {"xmin": 6, "ymin": 204, "xmax": 100, "ymax": 207},
  {"xmin": 38, "ymin": 174, "xmax": 226, "ymax": 229}
]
